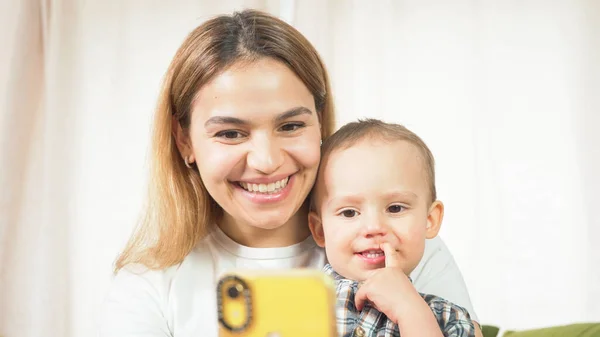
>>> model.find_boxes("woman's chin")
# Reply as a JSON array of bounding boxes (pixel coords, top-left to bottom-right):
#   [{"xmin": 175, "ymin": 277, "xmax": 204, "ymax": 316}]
[
  {"xmin": 220, "ymin": 200, "xmax": 301, "ymax": 231},
  {"xmin": 245, "ymin": 213, "xmax": 293, "ymax": 231}
]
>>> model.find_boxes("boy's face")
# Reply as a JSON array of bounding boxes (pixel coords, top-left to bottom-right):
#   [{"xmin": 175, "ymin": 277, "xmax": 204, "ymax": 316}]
[{"xmin": 309, "ymin": 139, "xmax": 443, "ymax": 281}]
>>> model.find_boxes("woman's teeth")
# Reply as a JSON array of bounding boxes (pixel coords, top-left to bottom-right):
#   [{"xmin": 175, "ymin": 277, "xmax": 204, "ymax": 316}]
[
  {"xmin": 361, "ymin": 250, "xmax": 384, "ymax": 258},
  {"xmin": 239, "ymin": 177, "xmax": 289, "ymax": 194}
]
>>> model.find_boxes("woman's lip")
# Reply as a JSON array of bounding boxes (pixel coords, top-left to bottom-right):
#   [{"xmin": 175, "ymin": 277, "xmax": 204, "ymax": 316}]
[
  {"xmin": 232, "ymin": 174, "xmax": 295, "ymax": 204},
  {"xmin": 235, "ymin": 173, "xmax": 292, "ymax": 184}
]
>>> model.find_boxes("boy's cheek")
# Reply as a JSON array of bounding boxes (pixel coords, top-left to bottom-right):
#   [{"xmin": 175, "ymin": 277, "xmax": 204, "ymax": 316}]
[
  {"xmin": 324, "ymin": 220, "xmax": 357, "ymax": 247},
  {"xmin": 322, "ymin": 216, "xmax": 345, "ymax": 236},
  {"xmin": 389, "ymin": 218, "xmax": 426, "ymax": 238}
]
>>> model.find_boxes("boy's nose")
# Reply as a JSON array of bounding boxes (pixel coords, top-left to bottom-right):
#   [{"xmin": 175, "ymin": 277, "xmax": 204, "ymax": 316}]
[{"xmin": 363, "ymin": 216, "xmax": 389, "ymax": 238}]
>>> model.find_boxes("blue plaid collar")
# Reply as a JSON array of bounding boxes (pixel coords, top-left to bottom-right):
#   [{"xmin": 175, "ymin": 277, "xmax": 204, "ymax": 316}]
[{"xmin": 323, "ymin": 263, "xmax": 413, "ymax": 284}]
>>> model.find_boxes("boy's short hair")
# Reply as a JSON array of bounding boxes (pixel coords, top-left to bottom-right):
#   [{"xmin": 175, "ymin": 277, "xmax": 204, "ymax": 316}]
[{"xmin": 314, "ymin": 118, "xmax": 437, "ymax": 208}]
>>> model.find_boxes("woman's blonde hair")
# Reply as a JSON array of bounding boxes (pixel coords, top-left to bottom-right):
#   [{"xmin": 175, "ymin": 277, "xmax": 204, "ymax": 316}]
[{"xmin": 115, "ymin": 9, "xmax": 335, "ymax": 272}]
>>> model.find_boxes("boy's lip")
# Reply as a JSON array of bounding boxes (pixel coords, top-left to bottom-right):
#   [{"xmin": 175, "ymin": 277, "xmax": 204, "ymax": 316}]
[
  {"xmin": 355, "ymin": 249, "xmax": 384, "ymax": 255},
  {"xmin": 355, "ymin": 250, "xmax": 386, "ymax": 265},
  {"xmin": 355, "ymin": 247, "xmax": 384, "ymax": 254}
]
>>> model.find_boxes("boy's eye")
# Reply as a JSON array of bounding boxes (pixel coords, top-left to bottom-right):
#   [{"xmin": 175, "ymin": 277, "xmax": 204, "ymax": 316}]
[
  {"xmin": 388, "ymin": 205, "xmax": 404, "ymax": 213},
  {"xmin": 279, "ymin": 122, "xmax": 305, "ymax": 132},
  {"xmin": 340, "ymin": 209, "xmax": 358, "ymax": 218}
]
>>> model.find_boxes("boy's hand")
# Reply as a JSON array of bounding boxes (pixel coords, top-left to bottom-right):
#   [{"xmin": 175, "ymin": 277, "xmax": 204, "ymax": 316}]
[{"xmin": 354, "ymin": 243, "xmax": 423, "ymax": 324}]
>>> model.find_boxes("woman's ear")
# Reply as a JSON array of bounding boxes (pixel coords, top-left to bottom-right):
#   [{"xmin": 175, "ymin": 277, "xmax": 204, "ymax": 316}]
[
  {"xmin": 425, "ymin": 200, "xmax": 444, "ymax": 239},
  {"xmin": 308, "ymin": 211, "xmax": 326, "ymax": 247},
  {"xmin": 171, "ymin": 117, "xmax": 195, "ymax": 163}
]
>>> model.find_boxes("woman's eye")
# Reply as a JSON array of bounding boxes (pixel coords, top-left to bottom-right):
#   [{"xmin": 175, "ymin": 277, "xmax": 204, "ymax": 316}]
[
  {"xmin": 280, "ymin": 122, "xmax": 305, "ymax": 132},
  {"xmin": 340, "ymin": 209, "xmax": 358, "ymax": 218},
  {"xmin": 216, "ymin": 130, "xmax": 244, "ymax": 139},
  {"xmin": 388, "ymin": 205, "xmax": 404, "ymax": 213}
]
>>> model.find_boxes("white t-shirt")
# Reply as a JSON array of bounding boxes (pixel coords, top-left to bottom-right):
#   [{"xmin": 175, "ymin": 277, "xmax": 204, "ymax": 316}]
[{"xmin": 99, "ymin": 227, "xmax": 478, "ymax": 337}]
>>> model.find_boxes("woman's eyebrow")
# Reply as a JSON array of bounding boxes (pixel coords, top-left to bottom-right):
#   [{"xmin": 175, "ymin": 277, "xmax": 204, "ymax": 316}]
[
  {"xmin": 204, "ymin": 116, "xmax": 247, "ymax": 128},
  {"xmin": 204, "ymin": 106, "xmax": 312, "ymax": 128},
  {"xmin": 274, "ymin": 106, "xmax": 312, "ymax": 122}
]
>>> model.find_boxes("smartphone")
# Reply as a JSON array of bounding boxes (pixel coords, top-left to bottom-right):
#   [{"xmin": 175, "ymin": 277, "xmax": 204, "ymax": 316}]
[{"xmin": 217, "ymin": 269, "xmax": 337, "ymax": 337}]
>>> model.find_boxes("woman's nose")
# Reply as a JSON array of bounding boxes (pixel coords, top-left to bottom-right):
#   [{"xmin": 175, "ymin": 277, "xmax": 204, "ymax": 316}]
[{"xmin": 246, "ymin": 135, "xmax": 284, "ymax": 175}]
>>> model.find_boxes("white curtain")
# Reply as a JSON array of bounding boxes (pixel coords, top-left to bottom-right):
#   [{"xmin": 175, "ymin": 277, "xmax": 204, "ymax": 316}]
[{"xmin": 1, "ymin": 1, "xmax": 598, "ymax": 336}]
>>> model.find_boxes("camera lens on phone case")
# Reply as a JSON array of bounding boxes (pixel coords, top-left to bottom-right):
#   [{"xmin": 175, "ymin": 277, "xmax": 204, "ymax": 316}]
[
  {"xmin": 217, "ymin": 275, "xmax": 252, "ymax": 332},
  {"xmin": 227, "ymin": 284, "xmax": 240, "ymax": 298}
]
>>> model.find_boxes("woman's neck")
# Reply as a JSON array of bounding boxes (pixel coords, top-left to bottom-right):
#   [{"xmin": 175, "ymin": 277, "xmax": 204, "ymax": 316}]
[{"xmin": 218, "ymin": 207, "xmax": 311, "ymax": 248}]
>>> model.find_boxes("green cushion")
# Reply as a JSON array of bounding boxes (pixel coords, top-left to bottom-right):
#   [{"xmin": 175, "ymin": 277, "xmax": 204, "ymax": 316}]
[
  {"xmin": 503, "ymin": 323, "xmax": 600, "ymax": 337},
  {"xmin": 482, "ymin": 325, "xmax": 500, "ymax": 337}
]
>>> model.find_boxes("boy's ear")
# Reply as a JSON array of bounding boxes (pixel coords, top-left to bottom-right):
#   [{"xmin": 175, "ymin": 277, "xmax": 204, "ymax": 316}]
[
  {"xmin": 171, "ymin": 117, "xmax": 195, "ymax": 163},
  {"xmin": 308, "ymin": 211, "xmax": 326, "ymax": 247},
  {"xmin": 425, "ymin": 200, "xmax": 444, "ymax": 239}
]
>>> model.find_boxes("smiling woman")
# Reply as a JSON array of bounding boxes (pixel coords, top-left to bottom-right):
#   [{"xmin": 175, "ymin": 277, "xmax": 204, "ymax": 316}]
[
  {"xmin": 175, "ymin": 58, "xmax": 323, "ymax": 246},
  {"xmin": 99, "ymin": 9, "xmax": 482, "ymax": 337}
]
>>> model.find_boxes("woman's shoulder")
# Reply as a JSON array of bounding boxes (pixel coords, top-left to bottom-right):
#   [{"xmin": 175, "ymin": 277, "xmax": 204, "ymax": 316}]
[
  {"xmin": 107, "ymin": 236, "xmax": 216, "ymax": 305},
  {"xmin": 114, "ymin": 262, "xmax": 180, "ymax": 291},
  {"xmin": 115, "ymin": 236, "xmax": 217, "ymax": 287},
  {"xmin": 101, "ymin": 239, "xmax": 219, "ymax": 336},
  {"xmin": 410, "ymin": 235, "xmax": 479, "ymax": 323},
  {"xmin": 413, "ymin": 236, "xmax": 447, "ymax": 272}
]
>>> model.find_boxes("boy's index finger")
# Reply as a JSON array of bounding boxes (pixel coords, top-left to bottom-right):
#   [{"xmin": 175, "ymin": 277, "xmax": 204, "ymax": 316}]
[{"xmin": 382, "ymin": 242, "xmax": 400, "ymax": 268}]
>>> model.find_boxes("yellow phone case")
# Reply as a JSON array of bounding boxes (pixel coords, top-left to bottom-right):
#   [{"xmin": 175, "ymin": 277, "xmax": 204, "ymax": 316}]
[{"xmin": 217, "ymin": 269, "xmax": 337, "ymax": 337}]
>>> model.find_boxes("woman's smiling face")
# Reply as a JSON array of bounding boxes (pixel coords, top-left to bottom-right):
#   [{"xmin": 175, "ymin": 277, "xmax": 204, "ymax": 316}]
[{"xmin": 179, "ymin": 58, "xmax": 322, "ymax": 245}]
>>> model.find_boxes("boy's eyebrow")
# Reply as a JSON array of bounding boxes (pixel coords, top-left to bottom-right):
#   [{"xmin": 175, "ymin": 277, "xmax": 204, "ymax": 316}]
[
  {"xmin": 384, "ymin": 191, "xmax": 419, "ymax": 201},
  {"xmin": 326, "ymin": 195, "xmax": 364, "ymax": 208},
  {"xmin": 326, "ymin": 191, "xmax": 419, "ymax": 208},
  {"xmin": 204, "ymin": 106, "xmax": 312, "ymax": 128}
]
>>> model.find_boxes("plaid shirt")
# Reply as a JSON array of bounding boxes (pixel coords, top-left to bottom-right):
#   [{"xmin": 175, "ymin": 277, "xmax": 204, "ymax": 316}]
[{"xmin": 323, "ymin": 264, "xmax": 475, "ymax": 337}]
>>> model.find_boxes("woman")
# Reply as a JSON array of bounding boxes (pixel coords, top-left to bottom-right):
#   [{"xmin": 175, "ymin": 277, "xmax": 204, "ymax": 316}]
[{"xmin": 99, "ymin": 9, "xmax": 483, "ymax": 337}]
